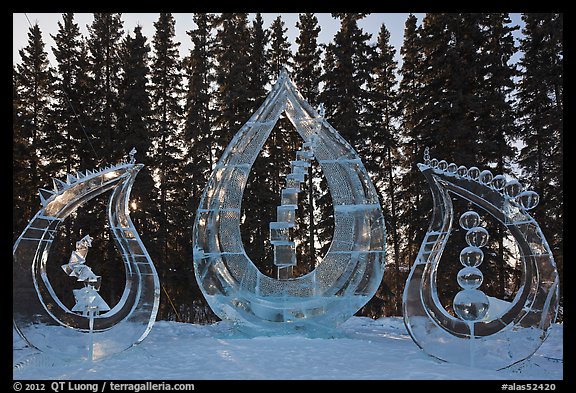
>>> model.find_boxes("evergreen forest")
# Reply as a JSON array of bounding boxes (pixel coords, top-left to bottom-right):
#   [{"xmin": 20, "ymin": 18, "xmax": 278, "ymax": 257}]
[{"xmin": 13, "ymin": 13, "xmax": 563, "ymax": 323}]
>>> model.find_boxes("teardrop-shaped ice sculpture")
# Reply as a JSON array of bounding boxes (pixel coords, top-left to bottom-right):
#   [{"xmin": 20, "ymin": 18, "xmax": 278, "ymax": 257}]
[
  {"xmin": 192, "ymin": 69, "xmax": 386, "ymax": 336},
  {"xmin": 402, "ymin": 150, "xmax": 559, "ymax": 370},
  {"xmin": 13, "ymin": 155, "xmax": 160, "ymax": 362}
]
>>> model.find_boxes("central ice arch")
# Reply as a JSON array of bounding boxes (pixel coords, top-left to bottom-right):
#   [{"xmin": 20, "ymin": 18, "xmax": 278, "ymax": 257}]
[{"xmin": 192, "ymin": 69, "xmax": 386, "ymax": 335}]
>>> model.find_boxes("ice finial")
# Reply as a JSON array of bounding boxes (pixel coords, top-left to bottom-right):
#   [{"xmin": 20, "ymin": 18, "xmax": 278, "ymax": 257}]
[
  {"xmin": 129, "ymin": 147, "xmax": 137, "ymax": 164},
  {"xmin": 317, "ymin": 103, "xmax": 325, "ymax": 118},
  {"xmin": 423, "ymin": 147, "xmax": 431, "ymax": 165},
  {"xmin": 279, "ymin": 66, "xmax": 290, "ymax": 79}
]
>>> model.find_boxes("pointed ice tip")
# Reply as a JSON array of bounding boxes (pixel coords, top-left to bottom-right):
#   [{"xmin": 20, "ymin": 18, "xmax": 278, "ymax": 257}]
[
  {"xmin": 52, "ymin": 178, "xmax": 68, "ymax": 193},
  {"xmin": 38, "ymin": 188, "xmax": 55, "ymax": 206},
  {"xmin": 66, "ymin": 173, "xmax": 78, "ymax": 184},
  {"xmin": 279, "ymin": 66, "xmax": 290, "ymax": 79}
]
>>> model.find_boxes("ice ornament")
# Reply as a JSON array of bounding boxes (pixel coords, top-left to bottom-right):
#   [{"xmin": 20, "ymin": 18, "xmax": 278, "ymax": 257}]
[
  {"xmin": 13, "ymin": 151, "xmax": 160, "ymax": 361},
  {"xmin": 403, "ymin": 148, "xmax": 559, "ymax": 369},
  {"xmin": 192, "ymin": 69, "xmax": 386, "ymax": 335}
]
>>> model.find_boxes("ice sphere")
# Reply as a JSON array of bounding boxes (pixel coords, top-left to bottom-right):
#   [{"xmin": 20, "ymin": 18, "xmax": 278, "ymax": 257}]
[
  {"xmin": 459, "ymin": 246, "xmax": 484, "ymax": 267},
  {"xmin": 479, "ymin": 170, "xmax": 493, "ymax": 185},
  {"xmin": 446, "ymin": 163, "xmax": 457, "ymax": 173},
  {"xmin": 517, "ymin": 190, "xmax": 539, "ymax": 210},
  {"xmin": 504, "ymin": 179, "xmax": 523, "ymax": 199},
  {"xmin": 456, "ymin": 165, "xmax": 468, "ymax": 177},
  {"xmin": 465, "ymin": 227, "xmax": 489, "ymax": 248},
  {"xmin": 491, "ymin": 175, "xmax": 506, "ymax": 191},
  {"xmin": 453, "ymin": 289, "xmax": 490, "ymax": 321},
  {"xmin": 437, "ymin": 160, "xmax": 448, "ymax": 171},
  {"xmin": 430, "ymin": 158, "xmax": 438, "ymax": 168},
  {"xmin": 459, "ymin": 211, "xmax": 480, "ymax": 230},
  {"xmin": 457, "ymin": 267, "xmax": 483, "ymax": 289},
  {"xmin": 467, "ymin": 166, "xmax": 480, "ymax": 180}
]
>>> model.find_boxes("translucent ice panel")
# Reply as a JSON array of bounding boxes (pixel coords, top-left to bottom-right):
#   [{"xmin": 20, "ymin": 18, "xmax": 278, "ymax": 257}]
[
  {"xmin": 281, "ymin": 188, "xmax": 299, "ymax": 206},
  {"xmin": 269, "ymin": 222, "xmax": 292, "ymax": 244},
  {"xmin": 274, "ymin": 242, "xmax": 296, "ymax": 267},
  {"xmin": 277, "ymin": 205, "xmax": 296, "ymax": 225}
]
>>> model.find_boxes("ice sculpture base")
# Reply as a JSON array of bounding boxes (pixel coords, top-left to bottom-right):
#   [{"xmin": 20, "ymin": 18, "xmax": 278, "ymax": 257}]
[{"xmin": 206, "ymin": 294, "xmax": 369, "ymax": 338}]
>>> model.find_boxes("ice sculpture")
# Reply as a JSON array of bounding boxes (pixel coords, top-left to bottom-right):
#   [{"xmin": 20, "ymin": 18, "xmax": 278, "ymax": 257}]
[
  {"xmin": 62, "ymin": 234, "xmax": 111, "ymax": 317},
  {"xmin": 13, "ymin": 151, "xmax": 160, "ymax": 361},
  {"xmin": 192, "ymin": 69, "xmax": 386, "ymax": 335},
  {"xmin": 403, "ymin": 148, "xmax": 559, "ymax": 369}
]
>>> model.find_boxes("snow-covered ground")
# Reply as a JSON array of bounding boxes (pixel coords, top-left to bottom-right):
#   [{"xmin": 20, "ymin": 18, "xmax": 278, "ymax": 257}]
[{"xmin": 13, "ymin": 317, "xmax": 562, "ymax": 380}]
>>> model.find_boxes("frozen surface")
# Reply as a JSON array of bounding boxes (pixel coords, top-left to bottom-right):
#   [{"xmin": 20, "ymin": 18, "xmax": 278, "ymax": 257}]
[{"xmin": 13, "ymin": 317, "xmax": 563, "ymax": 380}]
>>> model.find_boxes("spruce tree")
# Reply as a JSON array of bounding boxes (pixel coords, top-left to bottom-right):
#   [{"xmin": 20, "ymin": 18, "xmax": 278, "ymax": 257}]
[
  {"xmin": 184, "ymin": 13, "xmax": 216, "ymax": 216},
  {"xmin": 182, "ymin": 13, "xmax": 218, "ymax": 322},
  {"xmin": 268, "ymin": 16, "xmax": 293, "ymax": 76},
  {"xmin": 83, "ymin": 13, "xmax": 126, "ymax": 305},
  {"xmin": 86, "ymin": 13, "xmax": 124, "ymax": 163},
  {"xmin": 247, "ymin": 13, "xmax": 270, "ymax": 108},
  {"xmin": 117, "ymin": 25, "xmax": 161, "ymax": 270},
  {"xmin": 49, "ymin": 13, "xmax": 86, "ymax": 177},
  {"xmin": 517, "ymin": 13, "xmax": 563, "ymax": 313},
  {"xmin": 14, "ymin": 23, "xmax": 54, "ymax": 203},
  {"xmin": 214, "ymin": 14, "xmax": 273, "ymax": 272},
  {"xmin": 475, "ymin": 13, "xmax": 519, "ymax": 299},
  {"xmin": 294, "ymin": 13, "xmax": 322, "ymax": 106},
  {"xmin": 320, "ymin": 13, "xmax": 375, "ymax": 147},
  {"xmin": 13, "ymin": 66, "xmax": 32, "ymax": 242},
  {"xmin": 318, "ymin": 13, "xmax": 375, "ymax": 263},
  {"xmin": 396, "ymin": 14, "xmax": 431, "ymax": 279},
  {"xmin": 149, "ymin": 14, "xmax": 185, "ymax": 318},
  {"xmin": 49, "ymin": 13, "xmax": 94, "ymax": 260},
  {"xmin": 294, "ymin": 13, "xmax": 324, "ymax": 271},
  {"xmin": 213, "ymin": 13, "xmax": 252, "ymax": 155},
  {"xmin": 365, "ymin": 23, "xmax": 402, "ymax": 314}
]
